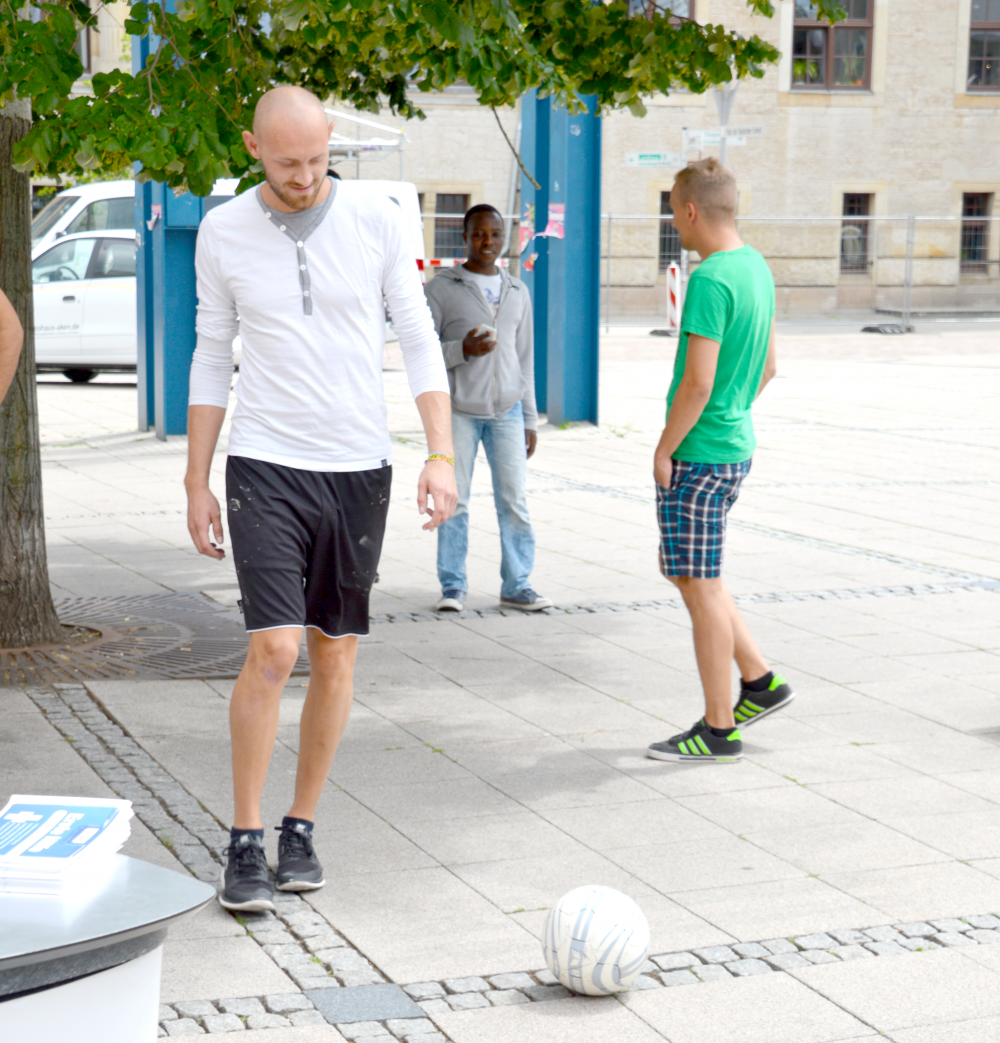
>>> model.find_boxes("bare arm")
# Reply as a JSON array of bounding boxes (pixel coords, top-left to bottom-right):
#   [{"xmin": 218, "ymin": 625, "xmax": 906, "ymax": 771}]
[
  {"xmin": 653, "ymin": 334, "xmax": 720, "ymax": 488},
  {"xmin": 414, "ymin": 390, "xmax": 458, "ymax": 531},
  {"xmin": 755, "ymin": 318, "xmax": 777, "ymax": 400},
  {"xmin": 0, "ymin": 288, "xmax": 24, "ymax": 404},
  {"xmin": 184, "ymin": 404, "xmax": 227, "ymax": 559}
]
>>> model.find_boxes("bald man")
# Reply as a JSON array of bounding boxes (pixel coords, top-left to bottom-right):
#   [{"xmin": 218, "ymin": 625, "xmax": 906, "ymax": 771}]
[{"xmin": 186, "ymin": 86, "xmax": 457, "ymax": 911}]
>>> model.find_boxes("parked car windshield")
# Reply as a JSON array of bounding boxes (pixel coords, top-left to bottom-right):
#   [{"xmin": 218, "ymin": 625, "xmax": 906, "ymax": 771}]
[
  {"xmin": 33, "ymin": 238, "xmax": 98, "ymax": 283},
  {"xmin": 65, "ymin": 196, "xmax": 134, "ymax": 236},
  {"xmin": 31, "ymin": 195, "xmax": 79, "ymax": 245}
]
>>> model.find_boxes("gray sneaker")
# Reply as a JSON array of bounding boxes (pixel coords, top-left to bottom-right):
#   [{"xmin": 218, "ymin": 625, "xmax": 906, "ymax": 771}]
[
  {"xmin": 500, "ymin": 588, "xmax": 553, "ymax": 611},
  {"xmin": 435, "ymin": 590, "xmax": 466, "ymax": 611}
]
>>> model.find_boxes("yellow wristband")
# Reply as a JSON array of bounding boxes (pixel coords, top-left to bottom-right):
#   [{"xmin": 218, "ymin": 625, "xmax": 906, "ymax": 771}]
[{"xmin": 426, "ymin": 453, "xmax": 455, "ymax": 466}]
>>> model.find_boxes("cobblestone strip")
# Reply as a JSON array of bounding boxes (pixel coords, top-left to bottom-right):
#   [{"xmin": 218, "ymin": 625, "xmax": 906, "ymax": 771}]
[
  {"xmin": 21, "ymin": 685, "xmax": 404, "ymax": 1023},
  {"xmin": 25, "ymin": 683, "xmax": 228, "ymax": 882},
  {"xmin": 155, "ymin": 914, "xmax": 1000, "ymax": 1034},
  {"xmin": 369, "ymin": 579, "xmax": 998, "ymax": 625},
  {"xmin": 729, "ymin": 519, "xmax": 996, "ymax": 584},
  {"xmin": 385, "ymin": 443, "xmax": 999, "ymax": 588},
  {"xmin": 523, "ymin": 467, "xmax": 1000, "ymax": 585}
]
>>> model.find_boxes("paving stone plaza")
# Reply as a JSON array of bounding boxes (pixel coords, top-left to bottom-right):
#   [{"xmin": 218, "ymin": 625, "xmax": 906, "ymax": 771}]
[{"xmin": 5, "ymin": 325, "xmax": 1000, "ymax": 1041}]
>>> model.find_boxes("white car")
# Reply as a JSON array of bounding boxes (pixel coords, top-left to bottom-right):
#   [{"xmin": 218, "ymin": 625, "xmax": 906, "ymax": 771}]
[
  {"xmin": 31, "ymin": 180, "xmax": 135, "ymax": 255},
  {"xmin": 31, "ymin": 177, "xmax": 240, "ymax": 254},
  {"xmin": 32, "ymin": 229, "xmax": 242, "ymax": 382},
  {"xmin": 32, "ymin": 229, "xmax": 140, "ymax": 382}
]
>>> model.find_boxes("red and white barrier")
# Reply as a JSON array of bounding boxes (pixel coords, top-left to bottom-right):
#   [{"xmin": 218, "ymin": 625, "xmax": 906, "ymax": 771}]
[
  {"xmin": 666, "ymin": 261, "xmax": 684, "ymax": 333},
  {"xmin": 416, "ymin": 257, "xmax": 510, "ymax": 283}
]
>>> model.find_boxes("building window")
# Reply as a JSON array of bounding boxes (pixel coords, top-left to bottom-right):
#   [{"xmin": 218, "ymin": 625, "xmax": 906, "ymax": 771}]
[
  {"xmin": 969, "ymin": 0, "xmax": 1000, "ymax": 89},
  {"xmin": 840, "ymin": 193, "xmax": 871, "ymax": 273},
  {"xmin": 793, "ymin": 0, "xmax": 872, "ymax": 90},
  {"xmin": 658, "ymin": 192, "xmax": 681, "ymax": 272},
  {"xmin": 627, "ymin": 0, "xmax": 694, "ymax": 19},
  {"xmin": 433, "ymin": 194, "xmax": 468, "ymax": 259},
  {"xmin": 74, "ymin": 25, "xmax": 91, "ymax": 74},
  {"xmin": 961, "ymin": 192, "xmax": 992, "ymax": 271}
]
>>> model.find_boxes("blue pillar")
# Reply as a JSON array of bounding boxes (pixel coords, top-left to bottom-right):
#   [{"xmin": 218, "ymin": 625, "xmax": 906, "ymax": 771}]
[
  {"xmin": 133, "ymin": 0, "xmax": 203, "ymax": 439},
  {"xmin": 518, "ymin": 92, "xmax": 550, "ymax": 413},
  {"xmin": 518, "ymin": 94, "xmax": 601, "ymax": 426},
  {"xmin": 132, "ymin": 34, "xmax": 155, "ymax": 431}
]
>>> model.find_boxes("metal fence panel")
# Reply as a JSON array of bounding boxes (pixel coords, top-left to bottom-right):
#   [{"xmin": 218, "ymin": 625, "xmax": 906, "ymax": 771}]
[{"xmin": 428, "ymin": 213, "xmax": 1000, "ymax": 327}]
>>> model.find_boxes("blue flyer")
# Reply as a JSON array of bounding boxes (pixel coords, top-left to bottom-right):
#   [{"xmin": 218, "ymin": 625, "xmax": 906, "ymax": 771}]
[{"xmin": 0, "ymin": 801, "xmax": 125, "ymax": 862}]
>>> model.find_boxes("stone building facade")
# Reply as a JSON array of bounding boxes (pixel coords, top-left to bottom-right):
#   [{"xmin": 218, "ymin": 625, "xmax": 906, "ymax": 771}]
[
  {"xmin": 339, "ymin": 0, "xmax": 1000, "ymax": 317},
  {"xmin": 72, "ymin": 1, "xmax": 133, "ymax": 83}
]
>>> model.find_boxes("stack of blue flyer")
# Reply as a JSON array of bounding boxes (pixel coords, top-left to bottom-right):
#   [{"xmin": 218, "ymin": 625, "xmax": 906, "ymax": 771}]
[{"xmin": 0, "ymin": 795, "xmax": 133, "ymax": 895}]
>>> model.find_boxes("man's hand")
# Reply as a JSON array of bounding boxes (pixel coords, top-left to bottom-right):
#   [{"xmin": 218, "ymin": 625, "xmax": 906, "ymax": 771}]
[
  {"xmin": 653, "ymin": 435, "xmax": 674, "ymax": 489},
  {"xmin": 417, "ymin": 460, "xmax": 458, "ymax": 531},
  {"xmin": 186, "ymin": 482, "xmax": 226, "ymax": 559},
  {"xmin": 462, "ymin": 327, "xmax": 497, "ymax": 357},
  {"xmin": 526, "ymin": 429, "xmax": 537, "ymax": 459}
]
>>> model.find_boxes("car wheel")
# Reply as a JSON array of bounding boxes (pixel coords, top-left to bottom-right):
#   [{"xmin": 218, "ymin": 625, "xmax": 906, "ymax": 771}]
[{"xmin": 63, "ymin": 368, "xmax": 97, "ymax": 384}]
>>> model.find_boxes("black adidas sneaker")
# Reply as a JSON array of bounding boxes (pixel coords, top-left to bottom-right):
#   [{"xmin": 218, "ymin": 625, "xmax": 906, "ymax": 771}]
[
  {"xmin": 647, "ymin": 719, "xmax": 743, "ymax": 762},
  {"xmin": 733, "ymin": 673, "xmax": 795, "ymax": 727}
]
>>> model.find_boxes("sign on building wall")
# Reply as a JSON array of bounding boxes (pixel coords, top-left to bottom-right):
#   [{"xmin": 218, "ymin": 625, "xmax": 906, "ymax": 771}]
[
  {"xmin": 723, "ymin": 124, "xmax": 765, "ymax": 138},
  {"xmin": 625, "ymin": 152, "xmax": 685, "ymax": 168},
  {"xmin": 682, "ymin": 129, "xmax": 748, "ymax": 152}
]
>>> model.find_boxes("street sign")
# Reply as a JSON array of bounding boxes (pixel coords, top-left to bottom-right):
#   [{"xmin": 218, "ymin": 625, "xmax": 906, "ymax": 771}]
[
  {"xmin": 696, "ymin": 130, "xmax": 721, "ymax": 148},
  {"xmin": 683, "ymin": 130, "xmax": 746, "ymax": 151},
  {"xmin": 626, "ymin": 151, "xmax": 684, "ymax": 168},
  {"xmin": 723, "ymin": 123, "xmax": 765, "ymax": 138}
]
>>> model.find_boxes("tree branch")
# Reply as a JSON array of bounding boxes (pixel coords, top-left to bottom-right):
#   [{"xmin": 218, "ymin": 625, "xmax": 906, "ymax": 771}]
[{"xmin": 491, "ymin": 104, "xmax": 539, "ymax": 191}]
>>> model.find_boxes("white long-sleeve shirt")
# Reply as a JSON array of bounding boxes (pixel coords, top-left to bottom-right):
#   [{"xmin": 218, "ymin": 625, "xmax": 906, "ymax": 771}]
[{"xmin": 190, "ymin": 179, "xmax": 448, "ymax": 471}]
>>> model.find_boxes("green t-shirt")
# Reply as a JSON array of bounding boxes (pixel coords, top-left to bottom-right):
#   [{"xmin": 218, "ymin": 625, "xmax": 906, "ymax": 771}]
[{"xmin": 666, "ymin": 245, "xmax": 775, "ymax": 464}]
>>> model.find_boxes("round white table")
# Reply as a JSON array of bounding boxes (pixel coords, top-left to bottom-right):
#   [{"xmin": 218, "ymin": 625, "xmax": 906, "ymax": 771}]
[{"xmin": 0, "ymin": 855, "xmax": 215, "ymax": 1042}]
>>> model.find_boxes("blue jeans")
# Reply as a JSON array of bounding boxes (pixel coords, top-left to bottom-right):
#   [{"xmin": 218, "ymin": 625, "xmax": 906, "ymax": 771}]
[{"xmin": 437, "ymin": 401, "xmax": 535, "ymax": 600}]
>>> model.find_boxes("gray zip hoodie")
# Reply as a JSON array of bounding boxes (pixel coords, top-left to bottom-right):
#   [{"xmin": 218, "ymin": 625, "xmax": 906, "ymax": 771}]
[{"xmin": 423, "ymin": 265, "xmax": 538, "ymax": 430}]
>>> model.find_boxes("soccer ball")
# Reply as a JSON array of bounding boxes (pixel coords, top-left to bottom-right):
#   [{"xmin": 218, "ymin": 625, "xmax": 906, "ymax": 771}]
[{"xmin": 542, "ymin": 885, "xmax": 650, "ymax": 996}]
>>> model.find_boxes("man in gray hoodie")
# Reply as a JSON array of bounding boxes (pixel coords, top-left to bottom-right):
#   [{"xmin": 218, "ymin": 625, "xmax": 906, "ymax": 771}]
[{"xmin": 423, "ymin": 204, "xmax": 552, "ymax": 612}]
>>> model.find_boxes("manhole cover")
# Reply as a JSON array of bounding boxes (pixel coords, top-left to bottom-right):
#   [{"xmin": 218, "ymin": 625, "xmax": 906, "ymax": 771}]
[{"xmin": 0, "ymin": 593, "xmax": 309, "ymax": 686}]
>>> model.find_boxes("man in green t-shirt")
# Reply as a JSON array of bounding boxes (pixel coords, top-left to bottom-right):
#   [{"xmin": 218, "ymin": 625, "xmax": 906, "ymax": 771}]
[{"xmin": 647, "ymin": 158, "xmax": 794, "ymax": 764}]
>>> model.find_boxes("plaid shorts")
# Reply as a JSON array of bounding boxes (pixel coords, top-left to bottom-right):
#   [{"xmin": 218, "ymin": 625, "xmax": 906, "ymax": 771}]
[{"xmin": 657, "ymin": 459, "xmax": 752, "ymax": 579}]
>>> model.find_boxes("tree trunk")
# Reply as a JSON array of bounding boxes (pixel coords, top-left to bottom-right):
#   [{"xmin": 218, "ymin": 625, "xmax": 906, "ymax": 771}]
[{"xmin": 0, "ymin": 99, "xmax": 64, "ymax": 648}]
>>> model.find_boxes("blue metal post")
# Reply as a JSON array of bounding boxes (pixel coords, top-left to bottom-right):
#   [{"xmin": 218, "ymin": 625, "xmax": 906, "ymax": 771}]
[
  {"xmin": 153, "ymin": 190, "xmax": 202, "ymax": 438},
  {"xmin": 544, "ymin": 97, "xmax": 601, "ymax": 426},
  {"xmin": 133, "ymin": 0, "xmax": 201, "ymax": 439},
  {"xmin": 518, "ymin": 91, "xmax": 550, "ymax": 413},
  {"xmin": 132, "ymin": 33, "xmax": 155, "ymax": 431}
]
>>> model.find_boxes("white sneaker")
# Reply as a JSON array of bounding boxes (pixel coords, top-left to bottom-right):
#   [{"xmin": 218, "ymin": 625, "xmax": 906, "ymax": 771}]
[
  {"xmin": 435, "ymin": 590, "xmax": 466, "ymax": 612},
  {"xmin": 500, "ymin": 588, "xmax": 553, "ymax": 611}
]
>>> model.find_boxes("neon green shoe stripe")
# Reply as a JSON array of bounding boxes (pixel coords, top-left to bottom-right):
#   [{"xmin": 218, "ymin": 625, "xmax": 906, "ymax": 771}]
[
  {"xmin": 734, "ymin": 708, "xmax": 749, "ymax": 721},
  {"xmin": 769, "ymin": 675, "xmax": 786, "ymax": 691},
  {"xmin": 742, "ymin": 700, "xmax": 763, "ymax": 713},
  {"xmin": 694, "ymin": 734, "xmax": 711, "ymax": 755},
  {"xmin": 678, "ymin": 740, "xmax": 689, "ymax": 754}
]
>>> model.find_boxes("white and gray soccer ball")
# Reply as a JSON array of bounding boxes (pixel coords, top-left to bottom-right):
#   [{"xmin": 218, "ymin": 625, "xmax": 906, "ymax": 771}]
[{"xmin": 542, "ymin": 885, "xmax": 650, "ymax": 996}]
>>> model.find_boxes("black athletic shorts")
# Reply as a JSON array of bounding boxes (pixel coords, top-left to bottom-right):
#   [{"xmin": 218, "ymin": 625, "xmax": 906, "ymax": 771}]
[{"xmin": 225, "ymin": 455, "xmax": 391, "ymax": 637}]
